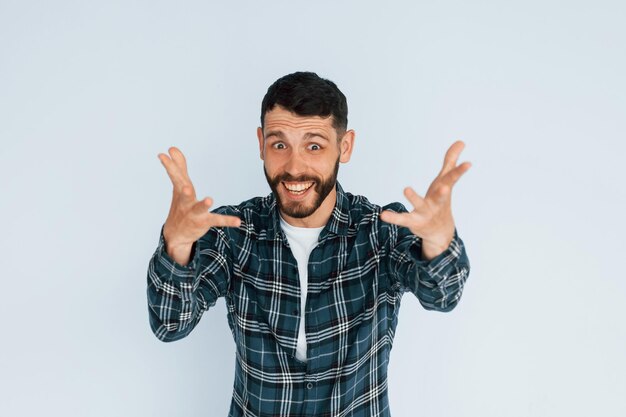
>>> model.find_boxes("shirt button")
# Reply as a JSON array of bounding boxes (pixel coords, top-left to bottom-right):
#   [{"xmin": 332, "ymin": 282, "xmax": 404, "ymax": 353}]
[{"xmin": 306, "ymin": 382, "xmax": 314, "ymax": 390}]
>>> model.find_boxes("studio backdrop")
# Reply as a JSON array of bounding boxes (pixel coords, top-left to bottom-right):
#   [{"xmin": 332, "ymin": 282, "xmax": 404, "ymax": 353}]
[{"xmin": 0, "ymin": 1, "xmax": 624, "ymax": 416}]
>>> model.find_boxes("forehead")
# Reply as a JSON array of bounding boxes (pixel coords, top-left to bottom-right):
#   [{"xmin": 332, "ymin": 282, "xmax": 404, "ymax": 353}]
[{"xmin": 263, "ymin": 105, "xmax": 334, "ymax": 132}]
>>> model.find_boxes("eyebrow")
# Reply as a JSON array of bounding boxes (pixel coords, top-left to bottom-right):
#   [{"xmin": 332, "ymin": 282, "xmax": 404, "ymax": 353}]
[{"xmin": 265, "ymin": 130, "xmax": 330, "ymax": 141}]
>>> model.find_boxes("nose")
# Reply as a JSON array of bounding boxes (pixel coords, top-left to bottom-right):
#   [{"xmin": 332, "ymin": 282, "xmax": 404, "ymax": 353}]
[{"xmin": 283, "ymin": 149, "xmax": 308, "ymax": 178}]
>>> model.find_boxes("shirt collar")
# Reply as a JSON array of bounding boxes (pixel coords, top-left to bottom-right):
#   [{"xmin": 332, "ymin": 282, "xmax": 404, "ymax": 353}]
[{"xmin": 265, "ymin": 181, "xmax": 351, "ymax": 241}]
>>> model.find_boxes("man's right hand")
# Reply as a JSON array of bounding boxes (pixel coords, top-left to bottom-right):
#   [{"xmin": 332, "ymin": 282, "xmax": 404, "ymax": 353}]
[{"xmin": 158, "ymin": 146, "xmax": 241, "ymax": 265}]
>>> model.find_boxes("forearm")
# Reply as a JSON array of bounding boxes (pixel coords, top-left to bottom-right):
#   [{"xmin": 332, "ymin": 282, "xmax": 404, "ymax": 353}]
[
  {"xmin": 413, "ymin": 229, "xmax": 470, "ymax": 312},
  {"xmin": 146, "ymin": 232, "xmax": 203, "ymax": 342},
  {"xmin": 146, "ymin": 225, "xmax": 231, "ymax": 342},
  {"xmin": 147, "ymin": 239, "xmax": 200, "ymax": 342},
  {"xmin": 390, "ymin": 225, "xmax": 470, "ymax": 312}
]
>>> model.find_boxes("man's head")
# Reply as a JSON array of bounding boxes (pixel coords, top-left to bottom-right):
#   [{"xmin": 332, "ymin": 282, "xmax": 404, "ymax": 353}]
[
  {"xmin": 260, "ymin": 71, "xmax": 348, "ymax": 138},
  {"xmin": 257, "ymin": 72, "xmax": 355, "ymax": 226}
]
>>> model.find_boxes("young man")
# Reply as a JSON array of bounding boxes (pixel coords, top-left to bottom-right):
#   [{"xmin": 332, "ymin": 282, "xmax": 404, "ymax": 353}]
[{"xmin": 147, "ymin": 71, "xmax": 471, "ymax": 417}]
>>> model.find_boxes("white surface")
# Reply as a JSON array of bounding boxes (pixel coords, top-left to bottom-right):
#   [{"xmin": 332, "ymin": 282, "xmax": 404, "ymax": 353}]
[{"xmin": 0, "ymin": 1, "xmax": 624, "ymax": 416}]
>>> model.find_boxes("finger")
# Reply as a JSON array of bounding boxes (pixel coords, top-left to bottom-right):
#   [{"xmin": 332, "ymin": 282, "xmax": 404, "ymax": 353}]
[
  {"xmin": 379, "ymin": 210, "xmax": 414, "ymax": 228},
  {"xmin": 190, "ymin": 196, "xmax": 213, "ymax": 214},
  {"xmin": 207, "ymin": 213, "xmax": 242, "ymax": 228},
  {"xmin": 439, "ymin": 140, "xmax": 465, "ymax": 177},
  {"xmin": 158, "ymin": 152, "xmax": 188, "ymax": 189},
  {"xmin": 158, "ymin": 153, "xmax": 199, "ymax": 202},
  {"xmin": 440, "ymin": 161, "xmax": 472, "ymax": 189},
  {"xmin": 404, "ymin": 187, "xmax": 426, "ymax": 212},
  {"xmin": 168, "ymin": 146, "xmax": 190, "ymax": 178},
  {"xmin": 188, "ymin": 198, "xmax": 241, "ymax": 228}
]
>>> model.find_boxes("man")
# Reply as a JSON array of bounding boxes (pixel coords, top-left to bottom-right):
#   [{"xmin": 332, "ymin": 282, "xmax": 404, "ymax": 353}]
[{"xmin": 147, "ymin": 71, "xmax": 471, "ymax": 417}]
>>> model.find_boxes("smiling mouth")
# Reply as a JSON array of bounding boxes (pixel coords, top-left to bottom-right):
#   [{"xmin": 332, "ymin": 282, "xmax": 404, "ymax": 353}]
[{"xmin": 282, "ymin": 181, "xmax": 315, "ymax": 195}]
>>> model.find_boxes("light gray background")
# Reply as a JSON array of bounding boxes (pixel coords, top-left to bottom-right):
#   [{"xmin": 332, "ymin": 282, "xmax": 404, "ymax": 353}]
[{"xmin": 1, "ymin": 0, "xmax": 624, "ymax": 416}]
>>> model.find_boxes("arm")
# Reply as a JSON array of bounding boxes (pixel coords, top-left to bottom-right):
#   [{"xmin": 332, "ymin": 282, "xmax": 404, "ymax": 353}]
[
  {"xmin": 148, "ymin": 147, "xmax": 240, "ymax": 342},
  {"xmin": 387, "ymin": 213, "xmax": 470, "ymax": 312},
  {"xmin": 380, "ymin": 141, "xmax": 472, "ymax": 311},
  {"xmin": 147, "ymin": 223, "xmax": 233, "ymax": 342}
]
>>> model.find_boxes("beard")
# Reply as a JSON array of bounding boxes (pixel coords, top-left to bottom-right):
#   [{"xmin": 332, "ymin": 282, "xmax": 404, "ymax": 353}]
[{"xmin": 264, "ymin": 157, "xmax": 340, "ymax": 219}]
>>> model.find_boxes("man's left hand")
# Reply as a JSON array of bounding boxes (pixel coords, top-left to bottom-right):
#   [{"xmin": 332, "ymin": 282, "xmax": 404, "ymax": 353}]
[{"xmin": 379, "ymin": 140, "xmax": 472, "ymax": 261}]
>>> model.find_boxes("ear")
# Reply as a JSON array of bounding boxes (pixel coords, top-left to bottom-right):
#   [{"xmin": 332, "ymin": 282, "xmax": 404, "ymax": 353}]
[
  {"xmin": 257, "ymin": 127, "xmax": 264, "ymax": 160},
  {"xmin": 338, "ymin": 129, "xmax": 355, "ymax": 163}
]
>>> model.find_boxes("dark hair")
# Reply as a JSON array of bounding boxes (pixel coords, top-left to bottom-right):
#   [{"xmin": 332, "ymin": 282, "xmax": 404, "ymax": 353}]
[{"xmin": 260, "ymin": 71, "xmax": 348, "ymax": 138}]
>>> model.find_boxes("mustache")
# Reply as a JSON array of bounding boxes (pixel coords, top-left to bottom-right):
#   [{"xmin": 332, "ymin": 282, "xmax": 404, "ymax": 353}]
[{"xmin": 269, "ymin": 173, "xmax": 320, "ymax": 185}]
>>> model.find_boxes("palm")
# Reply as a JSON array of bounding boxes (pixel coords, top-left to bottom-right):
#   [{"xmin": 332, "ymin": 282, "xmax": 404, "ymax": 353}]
[
  {"xmin": 380, "ymin": 140, "xmax": 471, "ymax": 259},
  {"xmin": 158, "ymin": 147, "xmax": 241, "ymax": 248}
]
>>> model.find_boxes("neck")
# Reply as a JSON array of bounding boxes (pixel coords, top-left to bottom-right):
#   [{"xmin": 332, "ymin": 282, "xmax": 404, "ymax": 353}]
[{"xmin": 279, "ymin": 185, "xmax": 337, "ymax": 228}]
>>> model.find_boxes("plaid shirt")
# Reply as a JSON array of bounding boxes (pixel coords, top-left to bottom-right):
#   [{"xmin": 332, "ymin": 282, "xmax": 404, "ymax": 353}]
[{"xmin": 147, "ymin": 182, "xmax": 470, "ymax": 417}]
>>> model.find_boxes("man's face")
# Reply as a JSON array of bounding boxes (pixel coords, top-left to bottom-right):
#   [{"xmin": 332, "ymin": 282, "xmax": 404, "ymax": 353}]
[{"xmin": 257, "ymin": 105, "xmax": 354, "ymax": 223}]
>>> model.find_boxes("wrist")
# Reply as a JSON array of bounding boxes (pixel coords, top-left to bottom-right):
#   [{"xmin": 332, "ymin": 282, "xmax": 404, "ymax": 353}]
[
  {"xmin": 420, "ymin": 230, "xmax": 454, "ymax": 261},
  {"xmin": 165, "ymin": 241, "xmax": 194, "ymax": 266},
  {"xmin": 163, "ymin": 223, "xmax": 186, "ymax": 248},
  {"xmin": 421, "ymin": 241, "xmax": 448, "ymax": 261},
  {"xmin": 162, "ymin": 226, "xmax": 194, "ymax": 265}
]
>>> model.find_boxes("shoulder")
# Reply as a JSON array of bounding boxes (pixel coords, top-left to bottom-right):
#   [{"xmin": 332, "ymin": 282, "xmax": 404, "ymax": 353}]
[
  {"xmin": 210, "ymin": 194, "xmax": 275, "ymax": 238},
  {"xmin": 344, "ymin": 190, "xmax": 408, "ymax": 225},
  {"xmin": 342, "ymin": 191, "xmax": 407, "ymax": 240},
  {"xmin": 342, "ymin": 190, "xmax": 414, "ymax": 247},
  {"xmin": 211, "ymin": 194, "xmax": 272, "ymax": 217}
]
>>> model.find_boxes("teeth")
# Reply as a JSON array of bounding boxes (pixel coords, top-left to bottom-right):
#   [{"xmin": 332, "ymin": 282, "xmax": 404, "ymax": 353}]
[{"xmin": 284, "ymin": 181, "xmax": 314, "ymax": 192}]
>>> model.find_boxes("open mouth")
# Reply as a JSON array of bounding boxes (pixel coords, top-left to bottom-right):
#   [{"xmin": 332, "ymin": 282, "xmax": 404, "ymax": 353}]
[{"xmin": 282, "ymin": 181, "xmax": 315, "ymax": 196}]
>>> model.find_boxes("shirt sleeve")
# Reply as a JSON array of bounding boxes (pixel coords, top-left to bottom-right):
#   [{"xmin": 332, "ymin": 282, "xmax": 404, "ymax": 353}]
[
  {"xmin": 146, "ymin": 222, "xmax": 233, "ymax": 342},
  {"xmin": 385, "ymin": 203, "xmax": 471, "ymax": 312}
]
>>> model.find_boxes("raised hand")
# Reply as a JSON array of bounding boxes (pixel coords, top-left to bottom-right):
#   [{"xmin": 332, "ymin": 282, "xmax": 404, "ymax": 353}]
[
  {"xmin": 158, "ymin": 146, "xmax": 241, "ymax": 264},
  {"xmin": 379, "ymin": 140, "xmax": 471, "ymax": 261}
]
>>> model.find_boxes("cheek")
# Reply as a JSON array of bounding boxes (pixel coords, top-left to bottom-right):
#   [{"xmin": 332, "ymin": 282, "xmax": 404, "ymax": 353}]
[
  {"xmin": 262, "ymin": 151, "xmax": 278, "ymax": 166},
  {"xmin": 317, "ymin": 156, "xmax": 339, "ymax": 173},
  {"xmin": 262, "ymin": 156, "xmax": 287, "ymax": 179}
]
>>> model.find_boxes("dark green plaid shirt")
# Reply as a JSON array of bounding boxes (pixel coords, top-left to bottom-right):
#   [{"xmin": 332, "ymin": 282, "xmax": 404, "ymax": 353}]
[{"xmin": 147, "ymin": 182, "xmax": 470, "ymax": 417}]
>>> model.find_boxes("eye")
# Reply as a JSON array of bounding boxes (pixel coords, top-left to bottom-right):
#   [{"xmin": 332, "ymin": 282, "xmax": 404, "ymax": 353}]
[
  {"xmin": 272, "ymin": 142, "xmax": 286, "ymax": 150},
  {"xmin": 308, "ymin": 143, "xmax": 321, "ymax": 151}
]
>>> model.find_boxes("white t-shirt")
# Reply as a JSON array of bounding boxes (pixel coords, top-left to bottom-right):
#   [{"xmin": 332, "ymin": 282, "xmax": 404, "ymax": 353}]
[{"xmin": 279, "ymin": 215, "xmax": 324, "ymax": 362}]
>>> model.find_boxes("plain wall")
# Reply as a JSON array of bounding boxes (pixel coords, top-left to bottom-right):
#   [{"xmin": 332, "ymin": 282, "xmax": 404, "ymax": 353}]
[{"xmin": 1, "ymin": 0, "xmax": 624, "ymax": 416}]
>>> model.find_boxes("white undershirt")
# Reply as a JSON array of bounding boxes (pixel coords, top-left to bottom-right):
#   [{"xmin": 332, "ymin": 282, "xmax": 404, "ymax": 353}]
[{"xmin": 279, "ymin": 215, "xmax": 324, "ymax": 362}]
